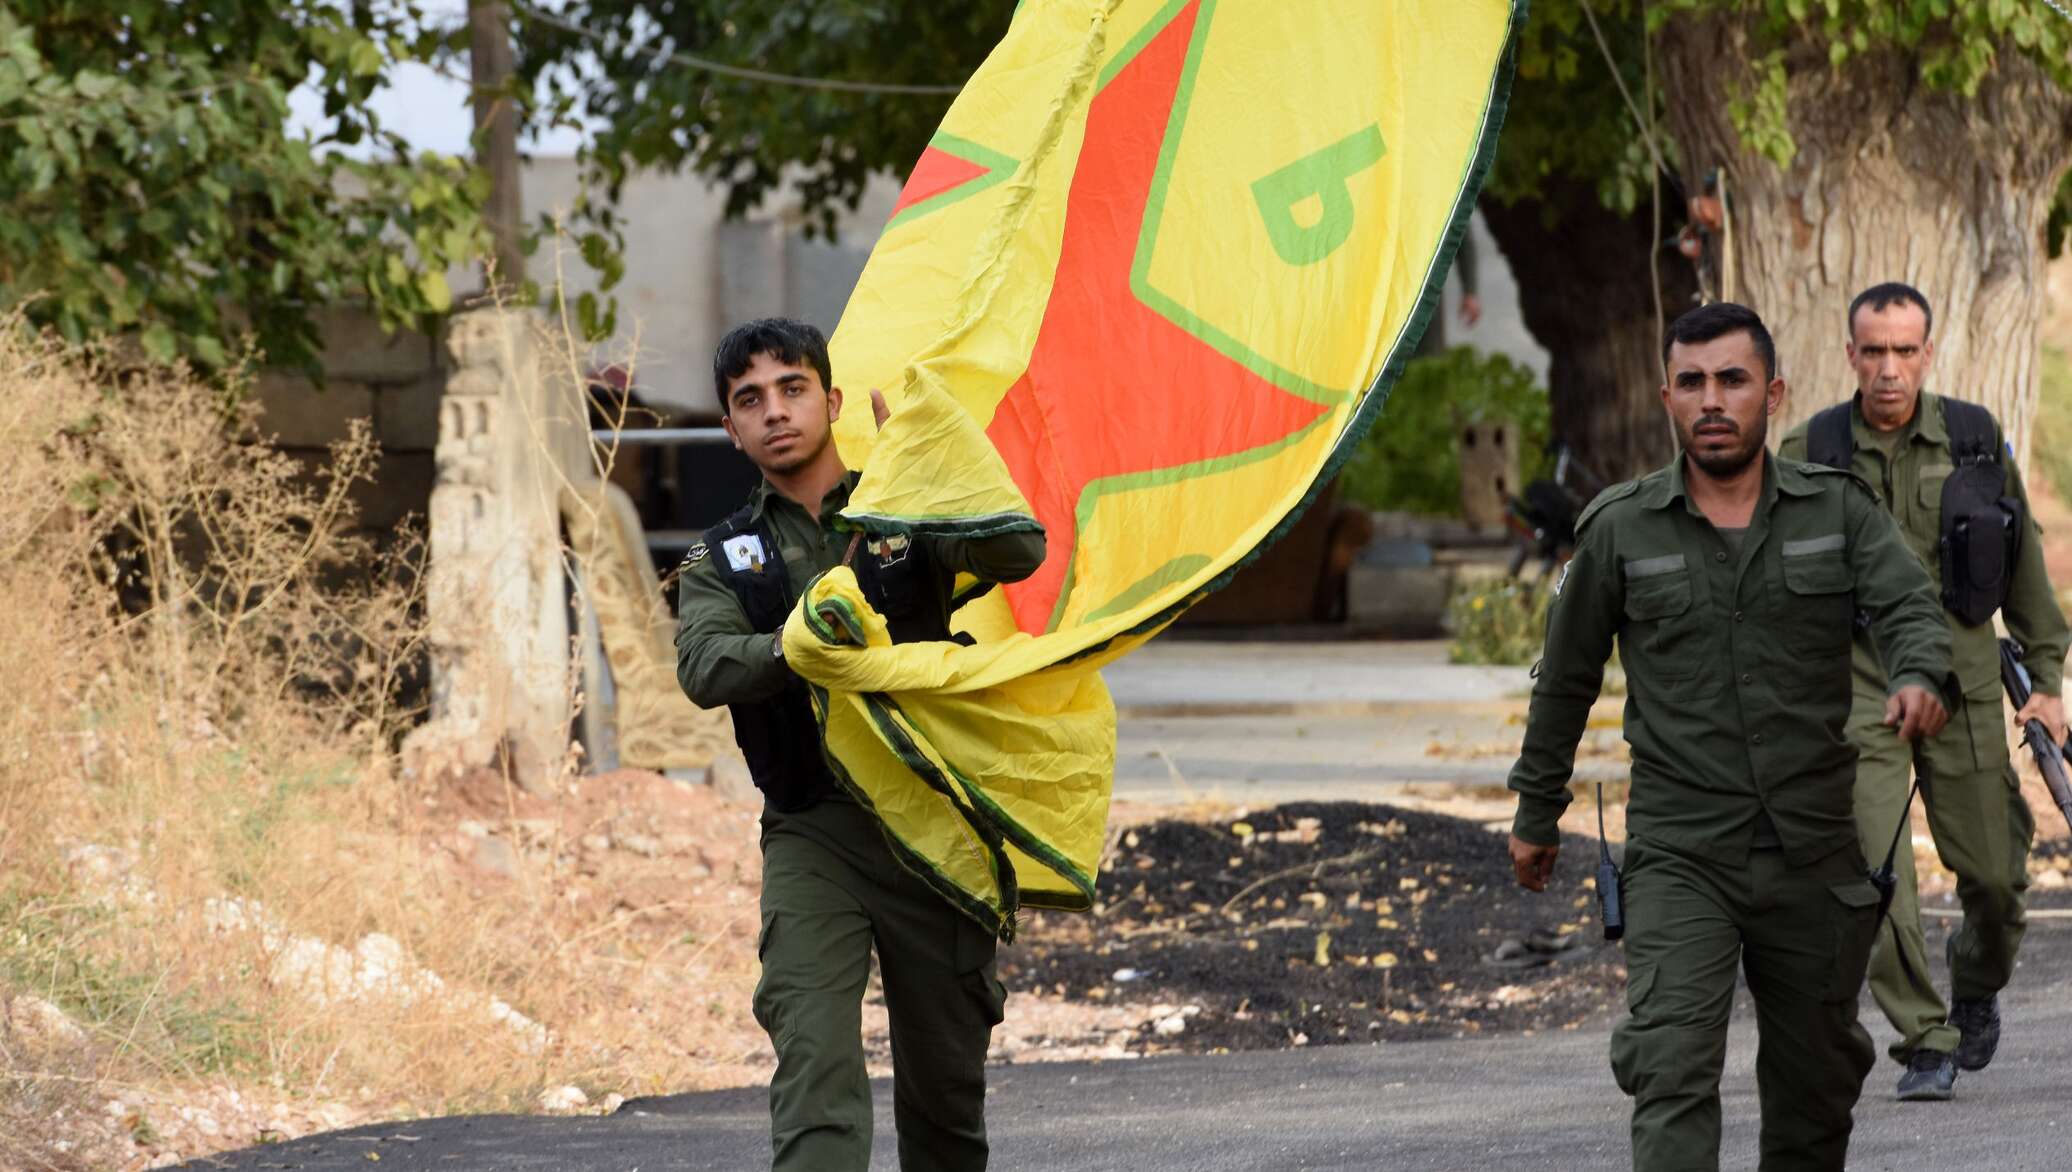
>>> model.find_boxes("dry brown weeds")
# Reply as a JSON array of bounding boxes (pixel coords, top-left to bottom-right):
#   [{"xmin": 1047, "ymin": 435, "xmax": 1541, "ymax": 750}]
[{"xmin": 0, "ymin": 324, "xmax": 774, "ymax": 1167}]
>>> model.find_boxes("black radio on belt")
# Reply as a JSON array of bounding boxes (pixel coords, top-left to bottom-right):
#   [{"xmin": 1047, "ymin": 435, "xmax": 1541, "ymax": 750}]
[
  {"xmin": 1593, "ymin": 781, "xmax": 1624, "ymax": 941},
  {"xmin": 1596, "ymin": 857, "xmax": 1624, "ymax": 942}
]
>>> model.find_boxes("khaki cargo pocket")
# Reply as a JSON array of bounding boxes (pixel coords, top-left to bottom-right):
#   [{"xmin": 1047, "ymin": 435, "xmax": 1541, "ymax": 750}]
[
  {"xmin": 1825, "ymin": 878, "xmax": 1881, "ymax": 1002},
  {"xmin": 1960, "ymin": 699, "xmax": 2016, "ymax": 775},
  {"xmin": 1918, "ymin": 464, "xmax": 1953, "ymax": 509}
]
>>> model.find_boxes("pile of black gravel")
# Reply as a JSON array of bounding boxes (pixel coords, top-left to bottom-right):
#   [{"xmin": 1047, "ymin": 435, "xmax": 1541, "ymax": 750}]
[
  {"xmin": 2031, "ymin": 834, "xmax": 2072, "ymax": 907},
  {"xmin": 1003, "ymin": 801, "xmax": 1626, "ymax": 1053}
]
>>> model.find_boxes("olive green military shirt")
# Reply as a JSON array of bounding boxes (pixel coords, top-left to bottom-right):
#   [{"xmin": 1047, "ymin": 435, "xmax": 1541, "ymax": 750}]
[
  {"xmin": 674, "ymin": 472, "xmax": 1047, "ymax": 710},
  {"xmin": 1779, "ymin": 391, "xmax": 2068, "ymax": 702},
  {"xmin": 1509, "ymin": 454, "xmax": 1953, "ymax": 867}
]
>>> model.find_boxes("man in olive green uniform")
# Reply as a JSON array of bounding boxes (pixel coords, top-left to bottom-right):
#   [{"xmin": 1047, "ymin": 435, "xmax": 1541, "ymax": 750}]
[
  {"xmin": 1778, "ymin": 282, "xmax": 2068, "ymax": 1100},
  {"xmin": 1510, "ymin": 303, "xmax": 1954, "ymax": 1171},
  {"xmin": 675, "ymin": 319, "xmax": 1045, "ymax": 1171}
]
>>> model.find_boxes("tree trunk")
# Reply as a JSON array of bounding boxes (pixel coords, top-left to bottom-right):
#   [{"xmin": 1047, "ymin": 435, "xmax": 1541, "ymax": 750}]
[
  {"xmin": 1655, "ymin": 17, "xmax": 2072, "ymax": 468},
  {"xmin": 1481, "ymin": 180, "xmax": 1697, "ymax": 488},
  {"xmin": 470, "ymin": 0, "xmax": 525, "ymax": 291}
]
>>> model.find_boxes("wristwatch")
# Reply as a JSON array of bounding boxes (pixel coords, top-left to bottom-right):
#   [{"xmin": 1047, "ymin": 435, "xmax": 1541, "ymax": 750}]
[{"xmin": 771, "ymin": 631, "xmax": 786, "ymax": 661}]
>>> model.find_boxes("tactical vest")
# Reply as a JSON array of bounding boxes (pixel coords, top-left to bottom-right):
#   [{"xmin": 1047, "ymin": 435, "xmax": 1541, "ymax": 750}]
[
  {"xmin": 703, "ymin": 503, "xmax": 955, "ymax": 811},
  {"xmin": 1807, "ymin": 395, "xmax": 2022, "ymax": 626}
]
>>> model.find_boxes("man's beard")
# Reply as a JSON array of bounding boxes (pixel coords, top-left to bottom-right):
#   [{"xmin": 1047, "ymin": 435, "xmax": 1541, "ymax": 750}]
[
  {"xmin": 759, "ymin": 425, "xmax": 832, "ymax": 473},
  {"xmin": 1680, "ymin": 413, "xmax": 1766, "ymax": 478}
]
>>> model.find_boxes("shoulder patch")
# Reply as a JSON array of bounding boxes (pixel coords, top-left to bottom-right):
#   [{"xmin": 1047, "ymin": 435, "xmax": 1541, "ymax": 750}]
[
  {"xmin": 678, "ymin": 541, "xmax": 709, "ymax": 571},
  {"xmin": 1575, "ymin": 480, "xmax": 1643, "ymax": 533}
]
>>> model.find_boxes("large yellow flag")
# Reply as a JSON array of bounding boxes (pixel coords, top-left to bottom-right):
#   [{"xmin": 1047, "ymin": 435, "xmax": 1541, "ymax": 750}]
[{"xmin": 786, "ymin": 0, "xmax": 1523, "ymax": 938}]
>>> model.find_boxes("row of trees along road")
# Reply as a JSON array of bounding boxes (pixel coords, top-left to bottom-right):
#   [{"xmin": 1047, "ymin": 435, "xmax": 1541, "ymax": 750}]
[
  {"xmin": 0, "ymin": 2, "xmax": 488, "ymax": 376},
  {"xmin": 518, "ymin": 0, "xmax": 2072, "ymax": 485},
  {"xmin": 4, "ymin": 2, "xmax": 2070, "ymax": 486},
  {"xmin": 1488, "ymin": 0, "xmax": 2072, "ymax": 485}
]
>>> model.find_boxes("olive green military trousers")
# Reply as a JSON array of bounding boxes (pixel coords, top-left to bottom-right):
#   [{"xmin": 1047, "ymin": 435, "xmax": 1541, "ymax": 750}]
[
  {"xmin": 754, "ymin": 800, "xmax": 1007, "ymax": 1172},
  {"xmin": 1609, "ymin": 838, "xmax": 1879, "ymax": 1172},
  {"xmin": 1850, "ymin": 696, "xmax": 2033, "ymax": 1062}
]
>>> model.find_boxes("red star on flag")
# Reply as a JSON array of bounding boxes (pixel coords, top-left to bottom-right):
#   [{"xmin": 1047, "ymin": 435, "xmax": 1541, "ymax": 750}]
[{"xmin": 987, "ymin": 0, "xmax": 1332, "ymax": 632}]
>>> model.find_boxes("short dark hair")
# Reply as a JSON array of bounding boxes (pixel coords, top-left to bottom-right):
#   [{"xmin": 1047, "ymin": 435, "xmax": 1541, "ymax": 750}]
[
  {"xmin": 713, "ymin": 318, "xmax": 833, "ymax": 413},
  {"xmin": 1662, "ymin": 301, "xmax": 1777, "ymax": 383},
  {"xmin": 1847, "ymin": 282, "xmax": 1933, "ymax": 339}
]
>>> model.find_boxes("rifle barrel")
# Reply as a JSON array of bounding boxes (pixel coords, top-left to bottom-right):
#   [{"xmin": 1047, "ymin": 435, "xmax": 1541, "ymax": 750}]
[
  {"xmin": 2027, "ymin": 720, "xmax": 2072, "ymax": 833},
  {"xmin": 2002, "ymin": 640, "xmax": 2072, "ymax": 833}
]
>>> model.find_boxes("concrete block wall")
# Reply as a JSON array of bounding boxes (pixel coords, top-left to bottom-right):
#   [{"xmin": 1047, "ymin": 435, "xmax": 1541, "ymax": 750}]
[{"xmin": 253, "ymin": 306, "xmax": 446, "ymax": 537}]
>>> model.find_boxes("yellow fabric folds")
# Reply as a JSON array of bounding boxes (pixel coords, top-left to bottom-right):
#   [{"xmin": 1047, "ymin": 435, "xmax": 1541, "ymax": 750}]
[
  {"xmin": 793, "ymin": 0, "xmax": 1523, "ymax": 938},
  {"xmin": 783, "ymin": 370, "xmax": 1113, "ymax": 932}
]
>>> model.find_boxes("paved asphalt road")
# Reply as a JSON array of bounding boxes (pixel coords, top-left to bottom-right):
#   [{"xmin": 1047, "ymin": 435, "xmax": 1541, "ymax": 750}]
[
  {"xmin": 1113, "ymin": 708, "xmax": 1629, "ymax": 800},
  {"xmin": 1100, "ymin": 640, "xmax": 1532, "ymax": 713},
  {"xmin": 1104, "ymin": 641, "xmax": 1626, "ymax": 801},
  {"xmin": 183, "ymin": 926, "xmax": 2072, "ymax": 1172}
]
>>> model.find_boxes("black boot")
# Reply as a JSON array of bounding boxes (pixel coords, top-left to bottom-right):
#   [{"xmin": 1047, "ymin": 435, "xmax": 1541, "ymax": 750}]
[
  {"xmin": 1896, "ymin": 1049, "xmax": 1957, "ymax": 1101},
  {"xmin": 1946, "ymin": 931, "xmax": 2003, "ymax": 1071},
  {"xmin": 1950, "ymin": 996, "xmax": 2001, "ymax": 1071}
]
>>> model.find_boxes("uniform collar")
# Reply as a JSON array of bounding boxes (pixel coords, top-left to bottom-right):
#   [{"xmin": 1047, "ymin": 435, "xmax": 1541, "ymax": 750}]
[
  {"xmin": 1639, "ymin": 451, "xmax": 1796, "ymax": 515},
  {"xmin": 746, "ymin": 469, "xmax": 860, "ymax": 523},
  {"xmin": 1846, "ymin": 389, "xmax": 1946, "ymax": 447}
]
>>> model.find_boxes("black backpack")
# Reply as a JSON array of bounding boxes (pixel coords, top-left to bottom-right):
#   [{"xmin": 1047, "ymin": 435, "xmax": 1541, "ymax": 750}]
[{"xmin": 1806, "ymin": 395, "xmax": 2021, "ymax": 627}]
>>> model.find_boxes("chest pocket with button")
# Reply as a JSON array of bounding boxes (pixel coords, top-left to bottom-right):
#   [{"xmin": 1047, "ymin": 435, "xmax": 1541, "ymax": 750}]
[
  {"xmin": 1916, "ymin": 463, "xmax": 1953, "ymax": 511},
  {"xmin": 1776, "ymin": 534, "xmax": 1854, "ymax": 694},
  {"xmin": 1619, "ymin": 553, "xmax": 1720, "ymax": 699},
  {"xmin": 1914, "ymin": 462, "xmax": 1953, "ymax": 568}
]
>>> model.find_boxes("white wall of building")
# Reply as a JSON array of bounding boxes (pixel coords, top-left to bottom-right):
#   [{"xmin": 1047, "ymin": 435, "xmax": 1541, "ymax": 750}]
[
  {"xmin": 1448, "ymin": 212, "xmax": 1548, "ymax": 384},
  {"xmin": 512, "ymin": 159, "xmax": 900, "ymax": 419},
  {"xmin": 508, "ymin": 158, "xmax": 1545, "ymax": 418}
]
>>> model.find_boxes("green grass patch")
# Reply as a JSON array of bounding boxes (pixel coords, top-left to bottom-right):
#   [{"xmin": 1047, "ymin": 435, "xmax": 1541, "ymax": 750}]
[{"xmin": 0, "ymin": 891, "xmax": 262, "ymax": 1078}]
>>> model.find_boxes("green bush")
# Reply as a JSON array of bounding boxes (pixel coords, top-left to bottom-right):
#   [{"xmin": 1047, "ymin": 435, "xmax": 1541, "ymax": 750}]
[
  {"xmin": 1339, "ymin": 346, "xmax": 1553, "ymax": 516},
  {"xmin": 1446, "ymin": 576, "xmax": 1552, "ymax": 666}
]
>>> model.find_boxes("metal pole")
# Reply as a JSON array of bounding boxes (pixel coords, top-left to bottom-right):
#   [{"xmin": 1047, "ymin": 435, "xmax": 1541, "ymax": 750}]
[{"xmin": 589, "ymin": 427, "xmax": 734, "ymax": 446}]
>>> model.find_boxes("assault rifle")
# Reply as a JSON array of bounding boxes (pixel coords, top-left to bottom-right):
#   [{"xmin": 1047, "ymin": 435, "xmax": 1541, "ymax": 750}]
[{"xmin": 1998, "ymin": 638, "xmax": 2072, "ymax": 836}]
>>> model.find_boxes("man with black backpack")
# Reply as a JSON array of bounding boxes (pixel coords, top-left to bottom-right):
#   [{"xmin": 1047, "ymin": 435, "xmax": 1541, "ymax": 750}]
[{"xmin": 1779, "ymin": 282, "xmax": 2070, "ymax": 1102}]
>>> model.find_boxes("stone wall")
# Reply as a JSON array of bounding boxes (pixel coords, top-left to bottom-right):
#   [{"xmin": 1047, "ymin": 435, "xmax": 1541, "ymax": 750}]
[{"xmin": 251, "ymin": 306, "xmax": 446, "ymax": 540}]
